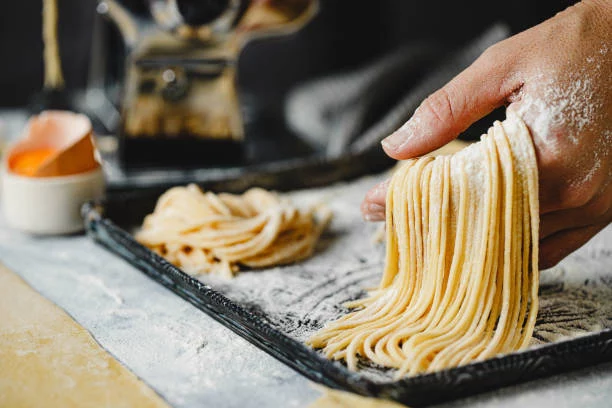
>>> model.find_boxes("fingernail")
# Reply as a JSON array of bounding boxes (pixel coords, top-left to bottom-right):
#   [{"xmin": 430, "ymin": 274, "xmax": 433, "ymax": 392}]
[
  {"xmin": 364, "ymin": 212, "xmax": 384, "ymax": 222},
  {"xmin": 381, "ymin": 131, "xmax": 404, "ymax": 152},
  {"xmin": 363, "ymin": 203, "xmax": 385, "ymax": 221},
  {"xmin": 371, "ymin": 179, "xmax": 390, "ymax": 197},
  {"xmin": 367, "ymin": 203, "xmax": 385, "ymax": 213},
  {"xmin": 382, "ymin": 118, "xmax": 415, "ymax": 152}
]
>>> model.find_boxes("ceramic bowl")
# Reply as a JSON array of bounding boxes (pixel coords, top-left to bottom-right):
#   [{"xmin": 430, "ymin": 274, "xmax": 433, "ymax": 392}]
[{"xmin": 1, "ymin": 164, "xmax": 105, "ymax": 235}]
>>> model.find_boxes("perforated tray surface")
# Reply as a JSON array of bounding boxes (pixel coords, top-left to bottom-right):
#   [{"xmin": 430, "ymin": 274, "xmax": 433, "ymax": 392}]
[{"xmin": 84, "ymin": 176, "xmax": 612, "ymax": 407}]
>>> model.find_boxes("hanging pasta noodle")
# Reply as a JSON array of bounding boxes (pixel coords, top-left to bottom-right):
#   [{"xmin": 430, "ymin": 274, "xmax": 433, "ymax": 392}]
[
  {"xmin": 308, "ymin": 112, "xmax": 539, "ymax": 377},
  {"xmin": 43, "ymin": 0, "xmax": 64, "ymax": 89},
  {"xmin": 136, "ymin": 185, "xmax": 332, "ymax": 278}
]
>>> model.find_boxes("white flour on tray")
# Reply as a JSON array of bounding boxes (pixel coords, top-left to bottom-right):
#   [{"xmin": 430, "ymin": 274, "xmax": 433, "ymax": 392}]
[{"xmin": 189, "ymin": 174, "xmax": 612, "ymax": 381}]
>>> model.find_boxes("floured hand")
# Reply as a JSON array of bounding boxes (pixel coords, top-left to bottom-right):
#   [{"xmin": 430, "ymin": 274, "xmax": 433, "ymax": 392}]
[{"xmin": 362, "ymin": 0, "xmax": 612, "ymax": 269}]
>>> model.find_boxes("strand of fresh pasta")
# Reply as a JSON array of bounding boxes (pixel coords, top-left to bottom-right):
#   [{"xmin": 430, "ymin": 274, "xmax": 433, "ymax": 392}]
[
  {"xmin": 137, "ymin": 185, "xmax": 332, "ymax": 278},
  {"xmin": 308, "ymin": 112, "xmax": 539, "ymax": 377}
]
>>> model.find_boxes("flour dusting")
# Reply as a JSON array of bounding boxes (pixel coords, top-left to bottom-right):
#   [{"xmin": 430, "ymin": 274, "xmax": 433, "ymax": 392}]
[
  {"xmin": 175, "ymin": 174, "xmax": 612, "ymax": 382},
  {"xmin": 510, "ymin": 45, "xmax": 610, "ymax": 190},
  {"xmin": 512, "ymin": 68, "xmax": 599, "ymax": 151}
]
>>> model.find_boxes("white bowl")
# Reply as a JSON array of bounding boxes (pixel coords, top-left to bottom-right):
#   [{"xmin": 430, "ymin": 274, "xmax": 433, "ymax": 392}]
[{"xmin": 1, "ymin": 165, "xmax": 105, "ymax": 235}]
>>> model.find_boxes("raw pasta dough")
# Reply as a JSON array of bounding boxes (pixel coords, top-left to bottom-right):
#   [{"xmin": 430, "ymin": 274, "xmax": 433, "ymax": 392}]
[
  {"xmin": 0, "ymin": 264, "xmax": 168, "ymax": 408},
  {"xmin": 137, "ymin": 185, "xmax": 331, "ymax": 277},
  {"xmin": 309, "ymin": 112, "xmax": 539, "ymax": 377},
  {"xmin": 308, "ymin": 387, "xmax": 406, "ymax": 408}
]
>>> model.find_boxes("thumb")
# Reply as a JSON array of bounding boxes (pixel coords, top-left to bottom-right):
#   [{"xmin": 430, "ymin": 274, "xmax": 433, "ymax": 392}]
[{"xmin": 381, "ymin": 47, "xmax": 520, "ymax": 160}]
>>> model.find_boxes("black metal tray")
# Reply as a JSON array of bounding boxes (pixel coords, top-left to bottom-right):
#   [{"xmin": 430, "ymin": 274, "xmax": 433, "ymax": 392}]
[{"xmin": 84, "ymin": 178, "xmax": 612, "ymax": 407}]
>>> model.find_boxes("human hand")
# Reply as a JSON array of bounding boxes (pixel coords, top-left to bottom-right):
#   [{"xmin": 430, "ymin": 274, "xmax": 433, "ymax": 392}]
[{"xmin": 362, "ymin": 0, "xmax": 612, "ymax": 269}]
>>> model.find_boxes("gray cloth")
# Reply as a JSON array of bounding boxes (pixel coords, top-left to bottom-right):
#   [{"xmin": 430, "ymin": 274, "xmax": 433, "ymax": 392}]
[{"xmin": 285, "ymin": 24, "xmax": 510, "ymax": 157}]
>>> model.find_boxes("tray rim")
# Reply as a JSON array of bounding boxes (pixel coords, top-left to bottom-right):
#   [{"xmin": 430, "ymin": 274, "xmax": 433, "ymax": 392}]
[{"xmin": 83, "ymin": 199, "xmax": 612, "ymax": 407}]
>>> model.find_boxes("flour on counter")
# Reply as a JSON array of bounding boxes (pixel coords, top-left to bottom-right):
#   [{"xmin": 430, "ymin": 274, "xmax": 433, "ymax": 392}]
[{"xmin": 1, "ymin": 167, "xmax": 612, "ymax": 403}]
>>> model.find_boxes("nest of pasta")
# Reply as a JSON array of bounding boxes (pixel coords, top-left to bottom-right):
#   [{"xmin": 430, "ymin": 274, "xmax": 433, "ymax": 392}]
[{"xmin": 136, "ymin": 184, "xmax": 332, "ymax": 277}]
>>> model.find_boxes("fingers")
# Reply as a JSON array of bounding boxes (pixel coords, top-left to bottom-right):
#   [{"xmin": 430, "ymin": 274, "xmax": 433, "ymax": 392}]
[
  {"xmin": 539, "ymin": 223, "xmax": 607, "ymax": 270},
  {"xmin": 361, "ymin": 179, "xmax": 389, "ymax": 222},
  {"xmin": 540, "ymin": 189, "xmax": 612, "ymax": 239},
  {"xmin": 381, "ymin": 46, "xmax": 519, "ymax": 160}
]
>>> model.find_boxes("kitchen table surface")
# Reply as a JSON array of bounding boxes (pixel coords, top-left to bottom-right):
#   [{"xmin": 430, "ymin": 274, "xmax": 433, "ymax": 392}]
[{"xmin": 2, "ymin": 110, "xmax": 612, "ymax": 408}]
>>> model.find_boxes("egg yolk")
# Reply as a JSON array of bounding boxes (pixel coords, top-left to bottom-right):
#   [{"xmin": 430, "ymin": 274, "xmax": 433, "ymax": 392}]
[{"xmin": 10, "ymin": 148, "xmax": 57, "ymax": 177}]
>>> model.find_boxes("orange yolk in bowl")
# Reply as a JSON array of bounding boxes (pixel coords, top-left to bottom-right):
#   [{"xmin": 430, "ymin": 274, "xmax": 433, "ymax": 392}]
[{"xmin": 10, "ymin": 148, "xmax": 57, "ymax": 177}]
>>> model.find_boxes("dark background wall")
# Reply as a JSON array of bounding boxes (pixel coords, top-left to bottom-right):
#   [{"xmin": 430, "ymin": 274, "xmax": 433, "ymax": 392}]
[
  {"xmin": 0, "ymin": 0, "xmax": 98, "ymax": 106},
  {"xmin": 0, "ymin": 0, "xmax": 575, "ymax": 108},
  {"xmin": 236, "ymin": 0, "xmax": 576, "ymax": 121}
]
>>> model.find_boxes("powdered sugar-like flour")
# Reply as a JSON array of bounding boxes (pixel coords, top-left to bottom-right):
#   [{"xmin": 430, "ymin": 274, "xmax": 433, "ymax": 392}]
[
  {"xmin": 512, "ymin": 68, "xmax": 599, "ymax": 151},
  {"xmin": 185, "ymin": 174, "xmax": 612, "ymax": 381},
  {"xmin": 510, "ymin": 45, "xmax": 610, "ymax": 189}
]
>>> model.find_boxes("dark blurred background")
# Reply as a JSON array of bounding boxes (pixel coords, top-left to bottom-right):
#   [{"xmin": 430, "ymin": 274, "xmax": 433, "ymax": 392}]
[
  {"xmin": 0, "ymin": 0, "xmax": 580, "ymax": 189},
  {"xmin": 0, "ymin": 0, "xmax": 575, "ymax": 108}
]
